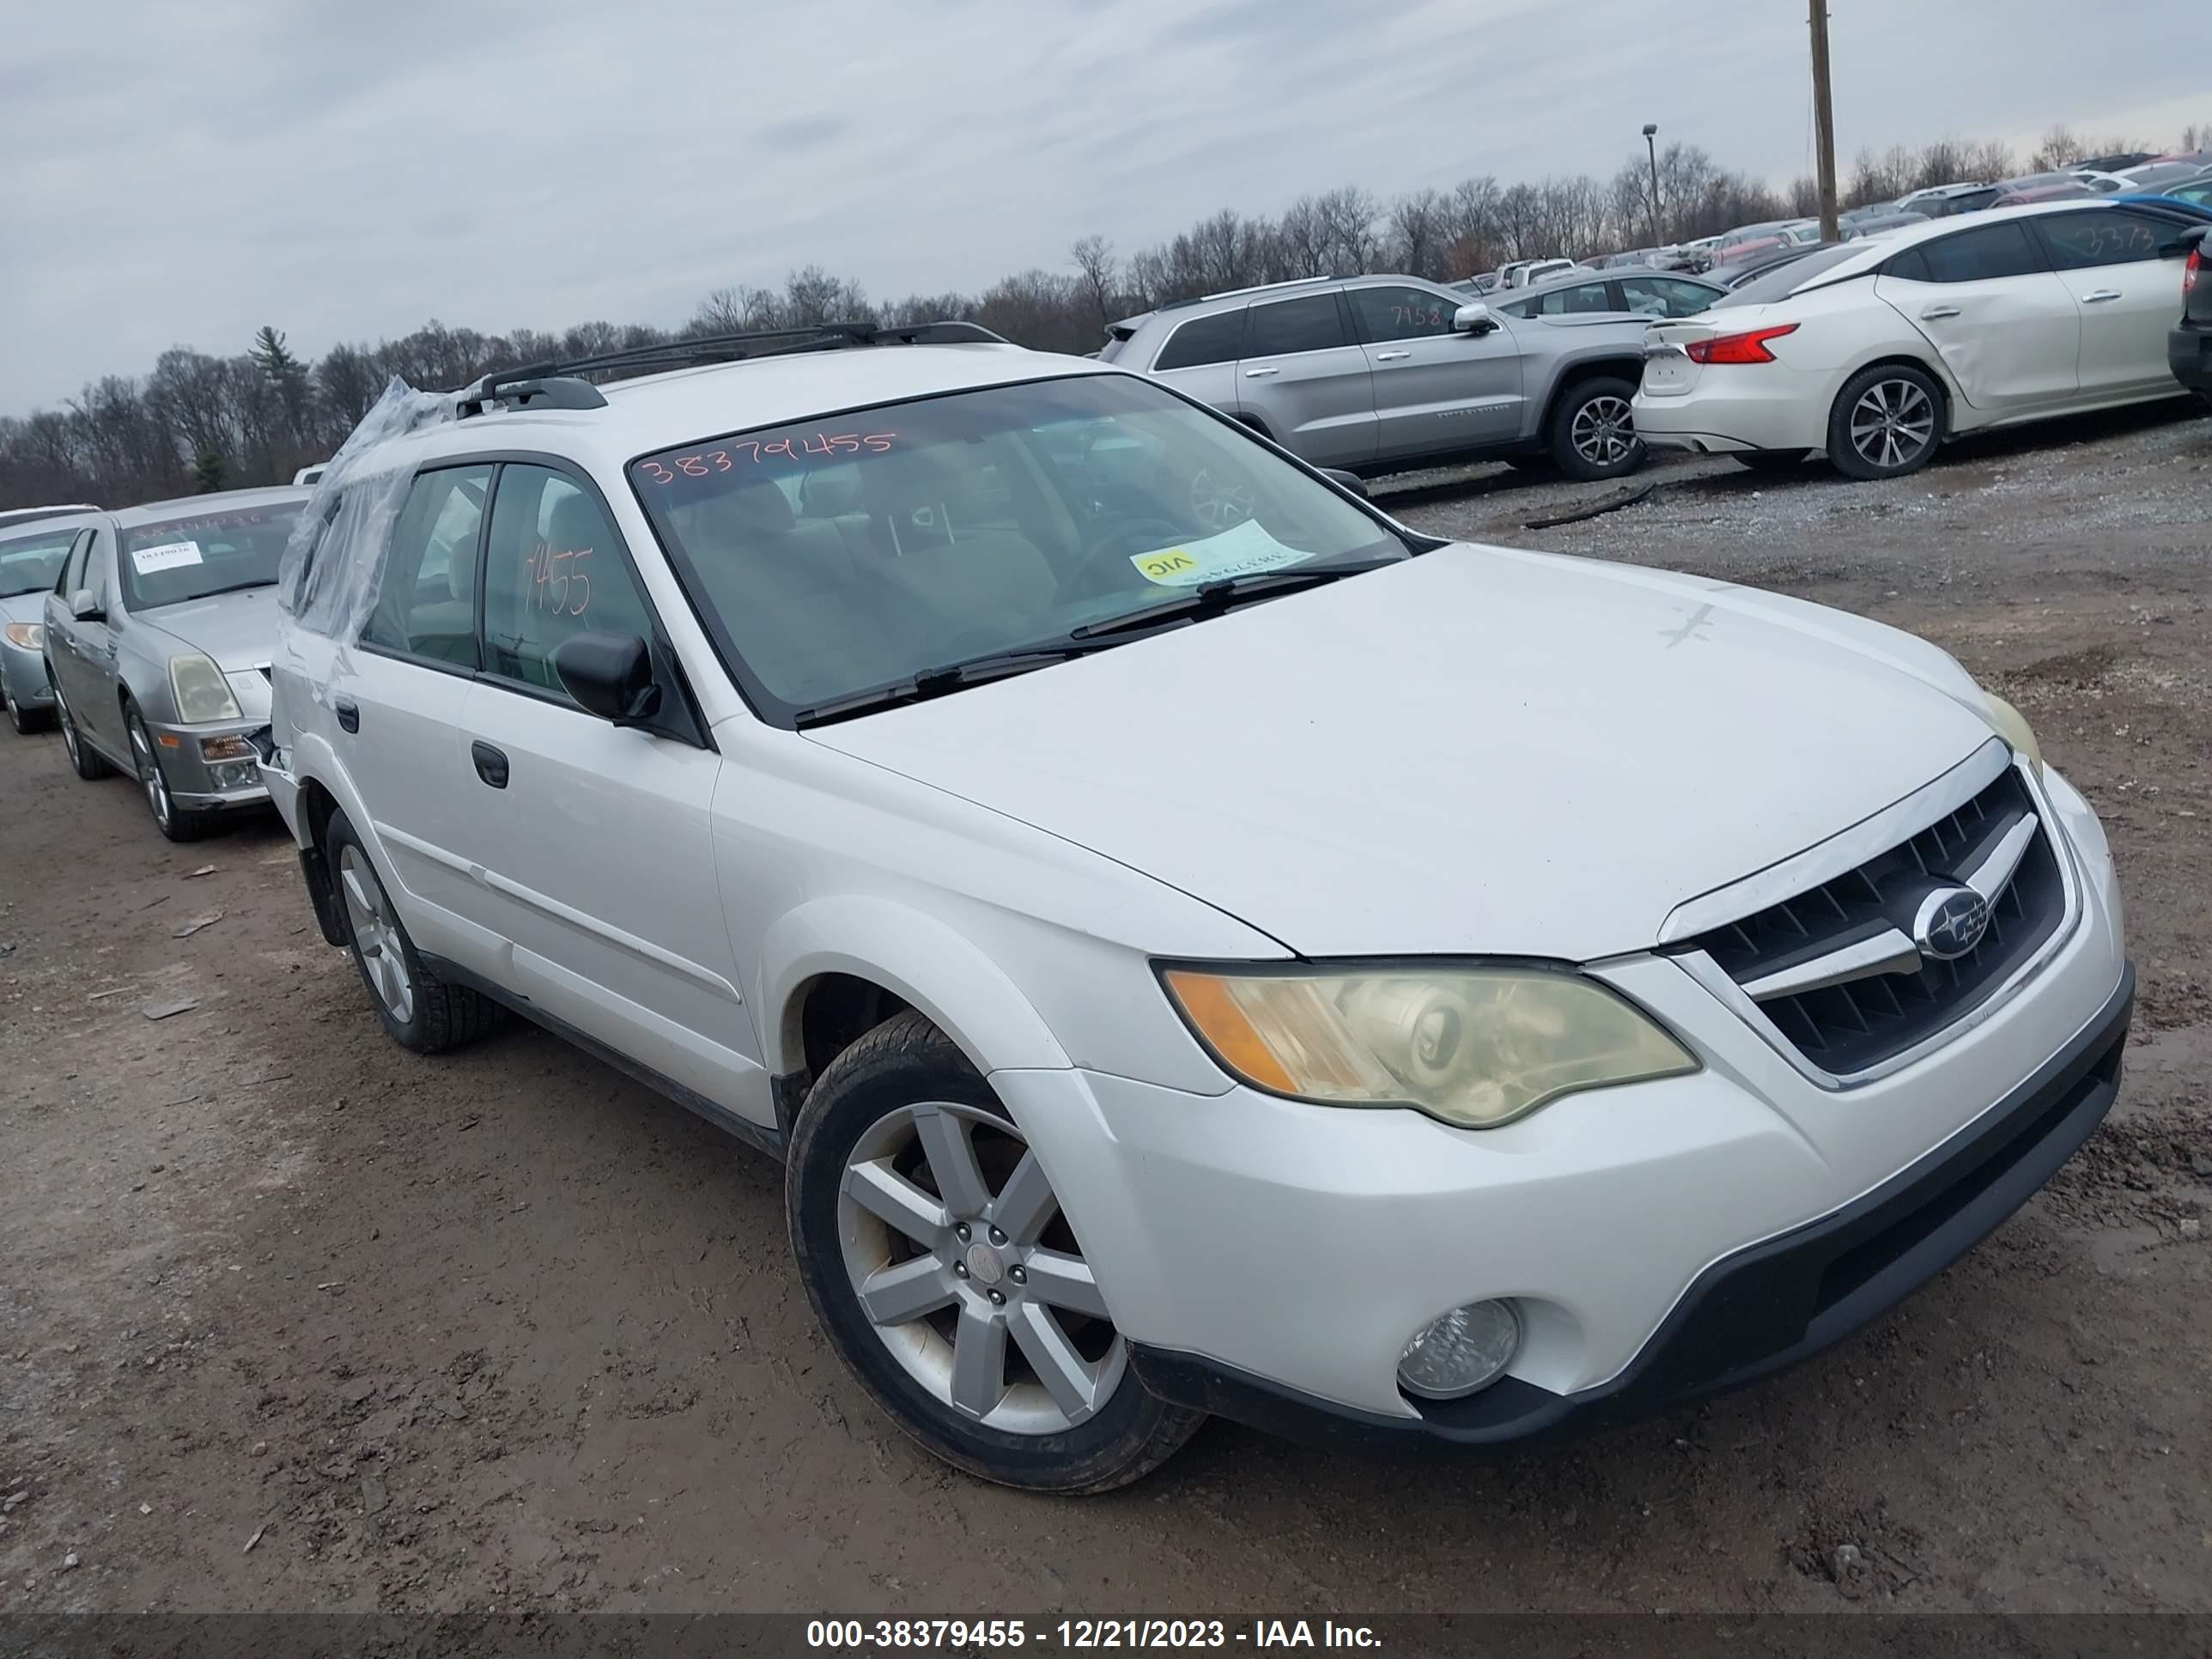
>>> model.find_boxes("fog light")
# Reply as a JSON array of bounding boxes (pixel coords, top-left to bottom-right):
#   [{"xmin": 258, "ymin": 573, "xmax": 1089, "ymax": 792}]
[
  {"xmin": 210, "ymin": 760, "xmax": 259, "ymax": 790},
  {"xmin": 1398, "ymin": 1299, "xmax": 1522, "ymax": 1400}
]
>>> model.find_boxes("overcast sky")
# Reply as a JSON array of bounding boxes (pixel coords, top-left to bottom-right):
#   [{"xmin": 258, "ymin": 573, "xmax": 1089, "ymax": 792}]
[{"xmin": 3, "ymin": 0, "xmax": 2203, "ymax": 416}]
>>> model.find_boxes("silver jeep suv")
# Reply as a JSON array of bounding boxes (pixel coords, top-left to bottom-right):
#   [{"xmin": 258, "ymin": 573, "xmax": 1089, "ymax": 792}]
[{"xmin": 1102, "ymin": 274, "xmax": 1654, "ymax": 483}]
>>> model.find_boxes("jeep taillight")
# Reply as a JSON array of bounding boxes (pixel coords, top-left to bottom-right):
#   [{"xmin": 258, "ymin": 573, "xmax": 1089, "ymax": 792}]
[{"xmin": 1684, "ymin": 324, "xmax": 1801, "ymax": 365}]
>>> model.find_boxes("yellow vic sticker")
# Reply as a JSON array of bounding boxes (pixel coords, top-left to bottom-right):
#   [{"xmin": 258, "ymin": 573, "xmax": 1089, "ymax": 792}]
[{"xmin": 1131, "ymin": 547, "xmax": 1200, "ymax": 583}]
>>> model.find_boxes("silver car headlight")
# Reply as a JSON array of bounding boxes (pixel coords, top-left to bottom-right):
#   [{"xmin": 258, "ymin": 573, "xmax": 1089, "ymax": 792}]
[
  {"xmin": 3, "ymin": 622, "xmax": 42, "ymax": 651},
  {"xmin": 169, "ymin": 653, "xmax": 242, "ymax": 723},
  {"xmin": 1161, "ymin": 964, "xmax": 1698, "ymax": 1129}
]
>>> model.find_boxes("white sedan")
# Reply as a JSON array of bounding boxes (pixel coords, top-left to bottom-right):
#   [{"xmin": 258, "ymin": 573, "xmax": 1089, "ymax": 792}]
[{"xmin": 1633, "ymin": 201, "xmax": 2204, "ymax": 478}]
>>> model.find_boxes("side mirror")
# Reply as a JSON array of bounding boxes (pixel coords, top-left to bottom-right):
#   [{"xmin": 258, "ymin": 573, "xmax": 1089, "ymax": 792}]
[
  {"xmin": 1453, "ymin": 302, "xmax": 1499, "ymax": 336},
  {"xmin": 69, "ymin": 589, "xmax": 104, "ymax": 623},
  {"xmin": 554, "ymin": 630, "xmax": 662, "ymax": 726},
  {"xmin": 1317, "ymin": 468, "xmax": 1369, "ymax": 500}
]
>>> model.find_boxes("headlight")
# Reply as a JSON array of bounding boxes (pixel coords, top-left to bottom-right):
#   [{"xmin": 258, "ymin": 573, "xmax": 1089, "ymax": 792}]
[
  {"xmin": 1981, "ymin": 692, "xmax": 2043, "ymax": 775},
  {"xmin": 168, "ymin": 653, "xmax": 241, "ymax": 723},
  {"xmin": 1161, "ymin": 965, "xmax": 1698, "ymax": 1129},
  {"xmin": 2, "ymin": 622, "xmax": 42, "ymax": 651}
]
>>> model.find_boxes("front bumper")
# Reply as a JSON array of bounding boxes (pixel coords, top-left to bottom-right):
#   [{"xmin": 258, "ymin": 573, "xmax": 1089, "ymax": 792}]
[
  {"xmin": 147, "ymin": 714, "xmax": 270, "ymax": 811},
  {"xmin": 993, "ymin": 763, "xmax": 2127, "ymax": 1431},
  {"xmin": 2171, "ymin": 323, "xmax": 2212, "ymax": 394},
  {"xmin": 1129, "ymin": 966, "xmax": 2130, "ymax": 1449},
  {"xmin": 0, "ymin": 638, "xmax": 52, "ymax": 708}
]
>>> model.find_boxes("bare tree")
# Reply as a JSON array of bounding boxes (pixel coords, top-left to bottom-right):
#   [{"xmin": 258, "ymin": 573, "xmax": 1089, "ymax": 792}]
[
  {"xmin": 1388, "ymin": 188, "xmax": 1448, "ymax": 280},
  {"xmin": 1069, "ymin": 234, "xmax": 1118, "ymax": 327}
]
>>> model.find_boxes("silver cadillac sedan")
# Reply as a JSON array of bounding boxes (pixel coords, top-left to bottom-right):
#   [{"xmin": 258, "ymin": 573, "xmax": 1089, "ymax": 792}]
[{"xmin": 43, "ymin": 487, "xmax": 308, "ymax": 841}]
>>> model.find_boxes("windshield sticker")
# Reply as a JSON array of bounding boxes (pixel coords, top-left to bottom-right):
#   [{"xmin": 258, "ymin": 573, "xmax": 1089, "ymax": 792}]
[
  {"xmin": 1127, "ymin": 519, "xmax": 1313, "ymax": 587},
  {"xmin": 130, "ymin": 540, "xmax": 204, "ymax": 576}
]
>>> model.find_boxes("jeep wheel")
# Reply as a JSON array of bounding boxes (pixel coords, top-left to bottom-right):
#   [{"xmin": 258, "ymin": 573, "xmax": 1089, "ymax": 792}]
[
  {"xmin": 788, "ymin": 1010, "xmax": 1203, "ymax": 1492},
  {"xmin": 1548, "ymin": 376, "xmax": 1647, "ymax": 482}
]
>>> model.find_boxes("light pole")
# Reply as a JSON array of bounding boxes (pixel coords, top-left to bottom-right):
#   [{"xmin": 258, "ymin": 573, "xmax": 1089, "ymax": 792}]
[{"xmin": 1642, "ymin": 123, "xmax": 1662, "ymax": 246}]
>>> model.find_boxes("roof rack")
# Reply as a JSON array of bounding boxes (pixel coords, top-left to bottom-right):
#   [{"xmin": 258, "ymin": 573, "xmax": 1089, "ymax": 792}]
[
  {"xmin": 453, "ymin": 320, "xmax": 1010, "ymax": 418},
  {"xmin": 1153, "ymin": 274, "xmax": 1367, "ymax": 313}
]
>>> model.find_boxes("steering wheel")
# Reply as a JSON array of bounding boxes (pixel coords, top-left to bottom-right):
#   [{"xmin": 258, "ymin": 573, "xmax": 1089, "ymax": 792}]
[{"xmin": 1060, "ymin": 516, "xmax": 1193, "ymax": 602}]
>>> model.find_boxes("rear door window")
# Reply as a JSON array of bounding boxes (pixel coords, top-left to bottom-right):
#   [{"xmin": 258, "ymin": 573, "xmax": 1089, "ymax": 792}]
[
  {"xmin": 362, "ymin": 465, "xmax": 490, "ymax": 668},
  {"xmin": 1918, "ymin": 222, "xmax": 2046, "ymax": 283},
  {"xmin": 1618, "ymin": 276, "xmax": 1717, "ymax": 318},
  {"xmin": 2033, "ymin": 208, "xmax": 2172, "ymax": 269},
  {"xmin": 1245, "ymin": 294, "xmax": 1349, "ymax": 356},
  {"xmin": 1152, "ymin": 309, "xmax": 1246, "ymax": 371}
]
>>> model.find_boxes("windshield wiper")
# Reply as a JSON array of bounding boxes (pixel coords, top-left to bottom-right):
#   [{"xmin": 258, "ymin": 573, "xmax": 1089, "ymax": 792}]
[
  {"xmin": 790, "ymin": 641, "xmax": 1129, "ymax": 729},
  {"xmin": 1069, "ymin": 558, "xmax": 1397, "ymax": 641},
  {"xmin": 170, "ymin": 578, "xmax": 278, "ymax": 602}
]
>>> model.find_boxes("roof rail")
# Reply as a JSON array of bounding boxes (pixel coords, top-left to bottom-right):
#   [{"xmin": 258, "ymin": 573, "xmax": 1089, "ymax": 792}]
[
  {"xmin": 453, "ymin": 319, "xmax": 1010, "ymax": 418},
  {"xmin": 1154, "ymin": 273, "xmax": 1365, "ymax": 313}
]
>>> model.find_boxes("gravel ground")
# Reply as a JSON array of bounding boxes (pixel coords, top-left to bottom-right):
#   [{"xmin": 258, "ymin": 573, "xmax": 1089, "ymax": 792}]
[{"xmin": 1, "ymin": 398, "xmax": 2208, "ymax": 1620}]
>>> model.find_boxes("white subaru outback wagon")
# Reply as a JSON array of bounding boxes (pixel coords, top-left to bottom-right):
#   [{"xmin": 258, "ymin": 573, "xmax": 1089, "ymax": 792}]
[{"xmin": 264, "ymin": 322, "xmax": 2130, "ymax": 1492}]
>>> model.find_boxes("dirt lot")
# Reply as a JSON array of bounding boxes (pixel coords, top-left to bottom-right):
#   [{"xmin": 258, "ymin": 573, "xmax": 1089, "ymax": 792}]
[{"xmin": 3, "ymin": 400, "xmax": 2209, "ymax": 1619}]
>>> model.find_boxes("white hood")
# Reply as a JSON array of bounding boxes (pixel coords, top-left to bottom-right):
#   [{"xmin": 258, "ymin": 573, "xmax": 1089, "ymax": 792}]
[{"xmin": 808, "ymin": 545, "xmax": 1997, "ymax": 960}]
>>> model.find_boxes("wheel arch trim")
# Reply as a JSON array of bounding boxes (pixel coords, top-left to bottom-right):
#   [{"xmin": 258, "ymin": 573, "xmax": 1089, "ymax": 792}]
[{"xmin": 759, "ymin": 896, "xmax": 1072, "ymax": 1084}]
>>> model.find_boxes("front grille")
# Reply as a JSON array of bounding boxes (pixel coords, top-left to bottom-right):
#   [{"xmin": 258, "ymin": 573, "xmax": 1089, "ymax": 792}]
[{"xmin": 1678, "ymin": 767, "xmax": 2064, "ymax": 1076}]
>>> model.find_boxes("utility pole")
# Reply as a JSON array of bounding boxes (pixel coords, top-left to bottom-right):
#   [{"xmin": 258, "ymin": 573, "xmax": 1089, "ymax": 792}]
[
  {"xmin": 1643, "ymin": 124, "xmax": 1662, "ymax": 246},
  {"xmin": 1808, "ymin": 0, "xmax": 1839, "ymax": 241}
]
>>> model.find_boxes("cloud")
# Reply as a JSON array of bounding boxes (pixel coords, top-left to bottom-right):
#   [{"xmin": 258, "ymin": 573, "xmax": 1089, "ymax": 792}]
[{"xmin": 0, "ymin": 0, "xmax": 2201, "ymax": 415}]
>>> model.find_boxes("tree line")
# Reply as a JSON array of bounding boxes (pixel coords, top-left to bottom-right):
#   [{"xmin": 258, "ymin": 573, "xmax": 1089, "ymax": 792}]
[{"xmin": 3, "ymin": 119, "xmax": 2203, "ymax": 514}]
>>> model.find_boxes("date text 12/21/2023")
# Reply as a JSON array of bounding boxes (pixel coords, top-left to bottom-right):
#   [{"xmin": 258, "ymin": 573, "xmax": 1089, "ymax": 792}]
[
  {"xmin": 804, "ymin": 1618, "xmax": 1382, "ymax": 1649},
  {"xmin": 636, "ymin": 429, "xmax": 897, "ymax": 485}
]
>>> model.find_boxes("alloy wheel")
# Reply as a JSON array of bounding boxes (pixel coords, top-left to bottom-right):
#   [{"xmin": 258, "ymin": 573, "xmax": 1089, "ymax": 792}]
[
  {"xmin": 837, "ymin": 1100, "xmax": 1124, "ymax": 1433},
  {"xmin": 128, "ymin": 715, "xmax": 173, "ymax": 831},
  {"xmin": 56, "ymin": 689, "xmax": 80, "ymax": 765},
  {"xmin": 1571, "ymin": 395, "xmax": 1638, "ymax": 466},
  {"xmin": 337, "ymin": 843, "xmax": 416, "ymax": 1024},
  {"xmin": 1849, "ymin": 378, "xmax": 1936, "ymax": 471},
  {"xmin": 1188, "ymin": 465, "xmax": 1255, "ymax": 532}
]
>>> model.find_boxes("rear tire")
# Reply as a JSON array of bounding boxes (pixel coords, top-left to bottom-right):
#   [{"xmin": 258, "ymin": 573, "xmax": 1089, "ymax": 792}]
[
  {"xmin": 787, "ymin": 1010, "xmax": 1204, "ymax": 1493},
  {"xmin": 54, "ymin": 681, "xmax": 112, "ymax": 779},
  {"xmin": 1547, "ymin": 376, "xmax": 1647, "ymax": 482},
  {"xmin": 1826, "ymin": 364, "xmax": 1944, "ymax": 480},
  {"xmin": 325, "ymin": 808, "xmax": 502, "ymax": 1054}
]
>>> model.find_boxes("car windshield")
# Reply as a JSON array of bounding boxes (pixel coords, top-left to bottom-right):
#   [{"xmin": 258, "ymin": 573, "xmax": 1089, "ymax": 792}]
[
  {"xmin": 0, "ymin": 528, "xmax": 78, "ymax": 599},
  {"xmin": 119, "ymin": 503, "xmax": 304, "ymax": 610},
  {"xmin": 629, "ymin": 372, "xmax": 1408, "ymax": 716},
  {"xmin": 1713, "ymin": 244, "xmax": 1867, "ymax": 307}
]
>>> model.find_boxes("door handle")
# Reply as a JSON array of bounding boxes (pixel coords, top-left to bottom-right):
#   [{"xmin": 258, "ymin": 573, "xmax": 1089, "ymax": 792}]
[
  {"xmin": 2081, "ymin": 289, "xmax": 2122, "ymax": 303},
  {"xmin": 1920, "ymin": 305, "xmax": 1961, "ymax": 320},
  {"xmin": 471, "ymin": 740, "xmax": 509, "ymax": 789},
  {"xmin": 1374, "ymin": 349, "xmax": 1412, "ymax": 362},
  {"xmin": 334, "ymin": 697, "xmax": 359, "ymax": 733},
  {"xmin": 1243, "ymin": 366, "xmax": 1279, "ymax": 378}
]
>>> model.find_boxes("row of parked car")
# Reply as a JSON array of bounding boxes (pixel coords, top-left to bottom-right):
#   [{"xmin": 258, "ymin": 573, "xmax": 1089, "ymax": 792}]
[
  {"xmin": 1091, "ymin": 197, "xmax": 2210, "ymax": 487},
  {"xmin": 0, "ymin": 305, "xmax": 2138, "ymax": 1497}
]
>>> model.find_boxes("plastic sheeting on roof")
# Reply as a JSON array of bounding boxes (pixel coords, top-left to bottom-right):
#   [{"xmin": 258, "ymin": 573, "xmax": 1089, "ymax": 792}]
[{"xmin": 276, "ymin": 377, "xmax": 454, "ymax": 646}]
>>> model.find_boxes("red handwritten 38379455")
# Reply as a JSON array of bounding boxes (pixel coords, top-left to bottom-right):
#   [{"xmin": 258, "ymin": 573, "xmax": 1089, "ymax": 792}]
[{"xmin": 635, "ymin": 431, "xmax": 896, "ymax": 486}]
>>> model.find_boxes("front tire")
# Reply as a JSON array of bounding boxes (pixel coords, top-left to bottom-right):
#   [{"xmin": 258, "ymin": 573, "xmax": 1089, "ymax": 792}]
[
  {"xmin": 125, "ymin": 705, "xmax": 215, "ymax": 842},
  {"xmin": 787, "ymin": 1010, "xmax": 1203, "ymax": 1493},
  {"xmin": 4, "ymin": 684, "xmax": 46, "ymax": 734},
  {"xmin": 1547, "ymin": 376, "xmax": 1647, "ymax": 482},
  {"xmin": 325, "ymin": 808, "xmax": 501, "ymax": 1054},
  {"xmin": 1827, "ymin": 364, "xmax": 1943, "ymax": 479}
]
